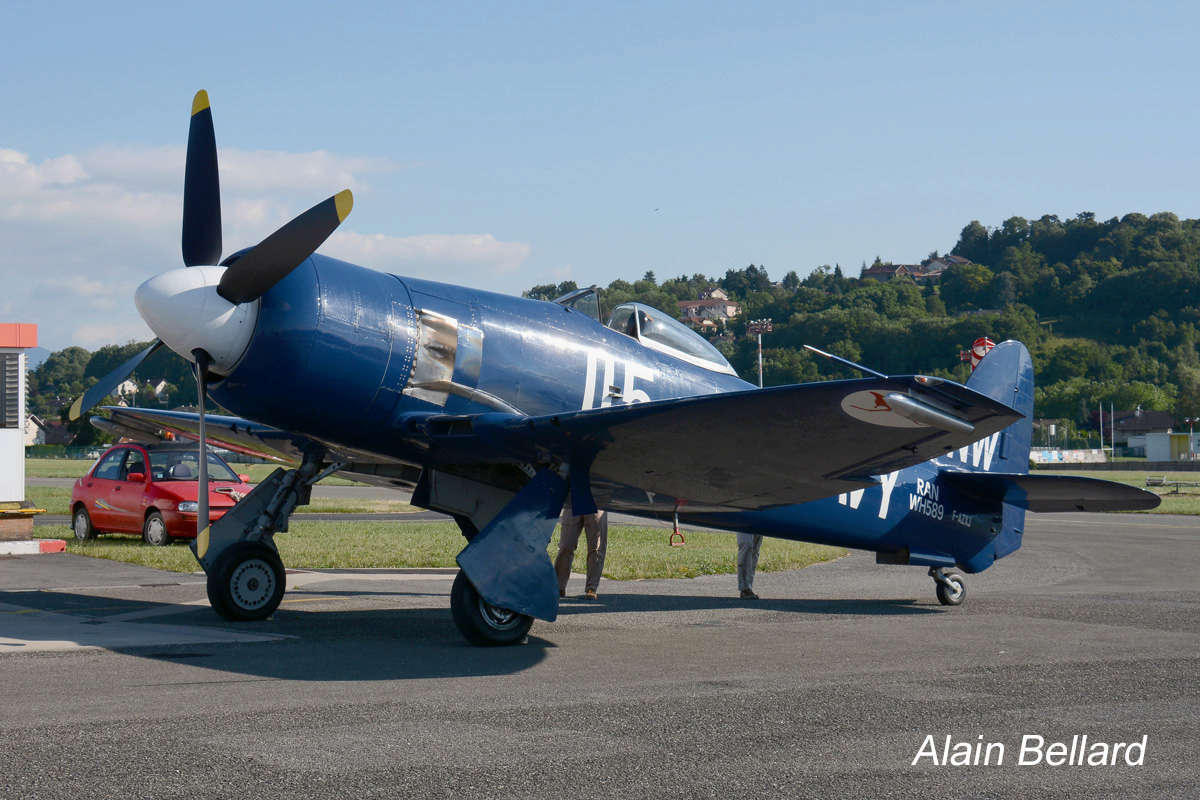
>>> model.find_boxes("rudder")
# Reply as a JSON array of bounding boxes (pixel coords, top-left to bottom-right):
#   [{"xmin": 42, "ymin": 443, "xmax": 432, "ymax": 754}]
[
  {"xmin": 959, "ymin": 340, "xmax": 1034, "ymax": 564},
  {"xmin": 962, "ymin": 340, "xmax": 1033, "ymax": 475}
]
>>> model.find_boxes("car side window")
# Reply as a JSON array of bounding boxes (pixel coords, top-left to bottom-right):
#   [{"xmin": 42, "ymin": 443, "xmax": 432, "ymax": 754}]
[
  {"xmin": 123, "ymin": 450, "xmax": 147, "ymax": 479},
  {"xmin": 93, "ymin": 449, "xmax": 125, "ymax": 481}
]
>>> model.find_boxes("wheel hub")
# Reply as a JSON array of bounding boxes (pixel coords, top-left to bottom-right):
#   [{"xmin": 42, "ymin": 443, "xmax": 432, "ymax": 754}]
[
  {"xmin": 477, "ymin": 597, "xmax": 521, "ymax": 631},
  {"xmin": 229, "ymin": 558, "xmax": 276, "ymax": 611}
]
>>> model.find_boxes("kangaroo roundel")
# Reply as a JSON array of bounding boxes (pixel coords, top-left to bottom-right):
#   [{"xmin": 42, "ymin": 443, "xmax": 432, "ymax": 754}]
[{"xmin": 840, "ymin": 390, "xmax": 928, "ymax": 428}]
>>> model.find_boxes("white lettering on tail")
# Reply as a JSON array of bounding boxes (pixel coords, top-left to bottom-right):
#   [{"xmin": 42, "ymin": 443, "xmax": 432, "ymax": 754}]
[
  {"xmin": 971, "ymin": 433, "xmax": 1000, "ymax": 470},
  {"xmin": 838, "ymin": 489, "xmax": 866, "ymax": 509},
  {"xmin": 878, "ymin": 471, "xmax": 900, "ymax": 519}
]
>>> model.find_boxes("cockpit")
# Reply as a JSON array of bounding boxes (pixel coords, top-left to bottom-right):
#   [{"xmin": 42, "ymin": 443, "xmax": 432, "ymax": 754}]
[
  {"xmin": 552, "ymin": 287, "xmax": 736, "ymax": 375},
  {"xmin": 607, "ymin": 302, "xmax": 737, "ymax": 375}
]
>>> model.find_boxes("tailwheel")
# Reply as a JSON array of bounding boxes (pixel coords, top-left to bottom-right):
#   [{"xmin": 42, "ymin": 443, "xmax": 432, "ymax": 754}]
[
  {"xmin": 207, "ymin": 541, "xmax": 286, "ymax": 621},
  {"xmin": 450, "ymin": 571, "xmax": 533, "ymax": 646},
  {"xmin": 930, "ymin": 567, "xmax": 966, "ymax": 606}
]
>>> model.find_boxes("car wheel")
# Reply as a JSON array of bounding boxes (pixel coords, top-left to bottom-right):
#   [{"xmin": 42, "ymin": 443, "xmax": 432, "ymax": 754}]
[
  {"xmin": 72, "ymin": 506, "xmax": 97, "ymax": 541},
  {"xmin": 142, "ymin": 511, "xmax": 170, "ymax": 546}
]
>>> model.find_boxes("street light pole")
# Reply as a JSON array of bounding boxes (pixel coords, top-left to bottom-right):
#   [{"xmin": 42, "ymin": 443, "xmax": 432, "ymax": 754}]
[
  {"xmin": 747, "ymin": 319, "xmax": 773, "ymax": 388},
  {"xmin": 1187, "ymin": 417, "xmax": 1198, "ymax": 461}
]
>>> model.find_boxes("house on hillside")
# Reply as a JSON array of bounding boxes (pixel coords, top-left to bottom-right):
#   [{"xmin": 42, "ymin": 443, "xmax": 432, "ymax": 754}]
[
  {"xmin": 679, "ymin": 288, "xmax": 740, "ymax": 327},
  {"xmin": 26, "ymin": 414, "xmax": 74, "ymax": 446},
  {"xmin": 861, "ymin": 262, "xmax": 911, "ymax": 282},
  {"xmin": 861, "ymin": 254, "xmax": 971, "ymax": 284},
  {"xmin": 24, "ymin": 415, "xmax": 45, "ymax": 446}
]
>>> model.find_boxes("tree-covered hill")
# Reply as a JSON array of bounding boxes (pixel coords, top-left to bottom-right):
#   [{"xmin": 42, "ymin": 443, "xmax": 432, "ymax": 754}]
[{"xmin": 28, "ymin": 342, "xmax": 198, "ymax": 445}]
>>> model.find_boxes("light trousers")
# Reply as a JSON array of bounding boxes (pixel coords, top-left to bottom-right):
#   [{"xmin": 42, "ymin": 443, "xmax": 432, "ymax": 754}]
[{"xmin": 555, "ymin": 505, "xmax": 608, "ymax": 594}]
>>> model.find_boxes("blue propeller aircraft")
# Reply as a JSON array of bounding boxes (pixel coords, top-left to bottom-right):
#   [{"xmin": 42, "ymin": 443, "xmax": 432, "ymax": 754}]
[{"xmin": 71, "ymin": 91, "xmax": 1159, "ymax": 645}]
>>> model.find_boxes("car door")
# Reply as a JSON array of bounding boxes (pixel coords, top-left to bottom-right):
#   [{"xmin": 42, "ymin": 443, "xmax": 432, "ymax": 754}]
[
  {"xmin": 83, "ymin": 448, "xmax": 126, "ymax": 530},
  {"xmin": 108, "ymin": 448, "xmax": 149, "ymax": 534}
]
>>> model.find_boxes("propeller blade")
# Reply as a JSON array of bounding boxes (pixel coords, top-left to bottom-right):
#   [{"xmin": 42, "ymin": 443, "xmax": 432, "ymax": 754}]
[
  {"xmin": 194, "ymin": 349, "xmax": 211, "ymax": 535},
  {"xmin": 68, "ymin": 340, "xmax": 164, "ymax": 421},
  {"xmin": 182, "ymin": 90, "xmax": 222, "ymax": 266},
  {"xmin": 216, "ymin": 189, "xmax": 353, "ymax": 303}
]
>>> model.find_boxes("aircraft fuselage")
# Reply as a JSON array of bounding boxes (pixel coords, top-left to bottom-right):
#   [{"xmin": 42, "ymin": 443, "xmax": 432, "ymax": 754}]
[{"xmin": 208, "ymin": 253, "xmax": 1028, "ymax": 575}]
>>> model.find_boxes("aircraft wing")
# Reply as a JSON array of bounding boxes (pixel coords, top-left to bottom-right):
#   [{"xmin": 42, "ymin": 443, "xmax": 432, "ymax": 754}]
[
  {"xmin": 101, "ymin": 373, "xmax": 1020, "ymax": 510},
  {"xmin": 459, "ymin": 375, "xmax": 1023, "ymax": 510},
  {"xmin": 95, "ymin": 407, "xmax": 422, "ymax": 488}
]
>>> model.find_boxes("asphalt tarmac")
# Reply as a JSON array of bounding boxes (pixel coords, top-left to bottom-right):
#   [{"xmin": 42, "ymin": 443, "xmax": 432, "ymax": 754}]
[{"xmin": 0, "ymin": 512, "xmax": 1196, "ymax": 799}]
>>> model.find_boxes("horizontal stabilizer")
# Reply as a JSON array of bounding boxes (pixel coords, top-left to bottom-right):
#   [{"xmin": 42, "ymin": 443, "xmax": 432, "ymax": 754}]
[{"xmin": 941, "ymin": 472, "xmax": 1161, "ymax": 512}]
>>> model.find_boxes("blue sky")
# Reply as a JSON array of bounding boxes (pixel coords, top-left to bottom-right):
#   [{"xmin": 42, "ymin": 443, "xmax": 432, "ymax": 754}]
[{"xmin": 4, "ymin": 1, "xmax": 1199, "ymax": 351}]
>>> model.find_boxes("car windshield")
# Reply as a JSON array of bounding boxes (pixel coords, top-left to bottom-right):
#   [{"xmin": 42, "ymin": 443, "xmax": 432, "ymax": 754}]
[{"xmin": 148, "ymin": 450, "xmax": 239, "ymax": 482}]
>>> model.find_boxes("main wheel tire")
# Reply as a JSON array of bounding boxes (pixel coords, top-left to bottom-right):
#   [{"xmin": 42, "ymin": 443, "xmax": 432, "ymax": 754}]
[
  {"xmin": 72, "ymin": 506, "xmax": 97, "ymax": 540},
  {"xmin": 450, "ymin": 571, "xmax": 533, "ymax": 646},
  {"xmin": 206, "ymin": 541, "xmax": 286, "ymax": 621},
  {"xmin": 142, "ymin": 511, "xmax": 170, "ymax": 546},
  {"xmin": 936, "ymin": 571, "xmax": 966, "ymax": 606}
]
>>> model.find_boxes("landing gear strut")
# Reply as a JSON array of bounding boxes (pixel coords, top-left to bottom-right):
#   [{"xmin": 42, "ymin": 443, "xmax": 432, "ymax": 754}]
[
  {"xmin": 194, "ymin": 447, "xmax": 335, "ymax": 621},
  {"xmin": 929, "ymin": 567, "xmax": 966, "ymax": 606}
]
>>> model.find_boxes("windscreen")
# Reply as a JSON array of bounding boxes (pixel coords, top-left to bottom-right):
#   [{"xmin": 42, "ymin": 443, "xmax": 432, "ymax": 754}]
[
  {"xmin": 149, "ymin": 450, "xmax": 239, "ymax": 482},
  {"xmin": 607, "ymin": 302, "xmax": 733, "ymax": 372}
]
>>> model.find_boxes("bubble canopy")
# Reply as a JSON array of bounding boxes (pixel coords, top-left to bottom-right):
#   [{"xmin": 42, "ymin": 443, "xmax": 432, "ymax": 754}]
[{"xmin": 606, "ymin": 302, "xmax": 737, "ymax": 375}]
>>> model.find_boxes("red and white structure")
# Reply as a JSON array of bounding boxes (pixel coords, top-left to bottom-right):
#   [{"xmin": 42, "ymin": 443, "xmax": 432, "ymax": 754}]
[{"xmin": 960, "ymin": 336, "xmax": 997, "ymax": 372}]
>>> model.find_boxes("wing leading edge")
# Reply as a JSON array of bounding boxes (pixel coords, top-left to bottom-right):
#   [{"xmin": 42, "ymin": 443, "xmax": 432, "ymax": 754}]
[{"xmin": 101, "ymin": 372, "xmax": 1021, "ymax": 511}]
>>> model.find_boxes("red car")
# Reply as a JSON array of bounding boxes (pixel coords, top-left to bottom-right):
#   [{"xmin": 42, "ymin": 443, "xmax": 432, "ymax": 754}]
[{"xmin": 70, "ymin": 443, "xmax": 254, "ymax": 546}]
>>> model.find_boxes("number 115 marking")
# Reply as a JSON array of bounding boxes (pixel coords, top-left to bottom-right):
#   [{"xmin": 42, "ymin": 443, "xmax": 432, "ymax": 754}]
[{"xmin": 582, "ymin": 352, "xmax": 655, "ymax": 410}]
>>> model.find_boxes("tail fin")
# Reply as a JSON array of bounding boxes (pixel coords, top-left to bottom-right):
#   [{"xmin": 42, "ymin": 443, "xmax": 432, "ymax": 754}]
[
  {"xmin": 954, "ymin": 340, "xmax": 1034, "ymax": 568},
  {"xmin": 959, "ymin": 339, "xmax": 1033, "ymax": 475}
]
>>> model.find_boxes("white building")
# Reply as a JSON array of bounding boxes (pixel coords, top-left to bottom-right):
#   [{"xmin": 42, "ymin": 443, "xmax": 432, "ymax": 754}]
[
  {"xmin": 1143, "ymin": 432, "xmax": 1200, "ymax": 462},
  {"xmin": 0, "ymin": 323, "xmax": 37, "ymax": 503}
]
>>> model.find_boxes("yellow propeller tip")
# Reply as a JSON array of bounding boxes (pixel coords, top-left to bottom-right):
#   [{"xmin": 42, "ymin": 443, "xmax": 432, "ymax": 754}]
[
  {"xmin": 191, "ymin": 90, "xmax": 210, "ymax": 116},
  {"xmin": 334, "ymin": 189, "xmax": 354, "ymax": 222},
  {"xmin": 68, "ymin": 397, "xmax": 82, "ymax": 422}
]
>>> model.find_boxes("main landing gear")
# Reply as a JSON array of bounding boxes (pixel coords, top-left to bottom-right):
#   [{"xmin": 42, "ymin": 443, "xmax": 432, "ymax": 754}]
[
  {"xmin": 450, "ymin": 572, "xmax": 534, "ymax": 646},
  {"xmin": 929, "ymin": 567, "xmax": 966, "ymax": 606}
]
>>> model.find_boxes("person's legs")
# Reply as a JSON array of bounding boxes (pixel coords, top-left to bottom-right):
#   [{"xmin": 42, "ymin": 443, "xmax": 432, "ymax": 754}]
[
  {"xmin": 582, "ymin": 511, "xmax": 608, "ymax": 596},
  {"xmin": 737, "ymin": 533, "xmax": 763, "ymax": 596},
  {"xmin": 555, "ymin": 515, "xmax": 583, "ymax": 595}
]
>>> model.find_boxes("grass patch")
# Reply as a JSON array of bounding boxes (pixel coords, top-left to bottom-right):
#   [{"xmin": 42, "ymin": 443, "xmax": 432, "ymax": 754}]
[
  {"xmin": 25, "ymin": 486, "xmax": 70, "ymax": 514},
  {"xmin": 296, "ymin": 498, "xmax": 420, "ymax": 514},
  {"xmin": 1040, "ymin": 469, "xmax": 1200, "ymax": 515},
  {"xmin": 35, "ymin": 522, "xmax": 845, "ymax": 579},
  {"xmin": 551, "ymin": 527, "xmax": 844, "ymax": 580},
  {"xmin": 24, "ymin": 459, "xmax": 96, "ymax": 479}
]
